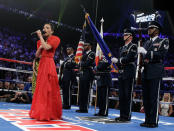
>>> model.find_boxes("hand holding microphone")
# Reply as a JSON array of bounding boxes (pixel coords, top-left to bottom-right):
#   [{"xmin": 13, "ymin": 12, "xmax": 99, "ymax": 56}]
[{"xmin": 36, "ymin": 30, "xmax": 42, "ymax": 38}]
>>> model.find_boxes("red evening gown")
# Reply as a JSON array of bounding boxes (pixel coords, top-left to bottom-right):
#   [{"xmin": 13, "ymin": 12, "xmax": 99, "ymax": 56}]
[{"xmin": 29, "ymin": 35, "xmax": 62, "ymax": 121}]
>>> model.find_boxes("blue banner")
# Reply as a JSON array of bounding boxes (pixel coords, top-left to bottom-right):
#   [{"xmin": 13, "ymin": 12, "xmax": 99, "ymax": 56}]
[{"xmin": 85, "ymin": 14, "xmax": 118, "ymax": 71}]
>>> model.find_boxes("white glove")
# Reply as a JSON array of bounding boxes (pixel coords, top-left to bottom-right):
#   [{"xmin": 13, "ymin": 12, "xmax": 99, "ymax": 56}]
[
  {"xmin": 59, "ymin": 60, "xmax": 64, "ymax": 65},
  {"xmin": 111, "ymin": 57, "xmax": 118, "ymax": 63},
  {"xmin": 138, "ymin": 47, "xmax": 147, "ymax": 54}
]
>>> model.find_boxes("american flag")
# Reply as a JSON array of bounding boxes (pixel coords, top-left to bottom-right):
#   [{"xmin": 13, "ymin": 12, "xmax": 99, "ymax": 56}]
[
  {"xmin": 75, "ymin": 21, "xmax": 86, "ymax": 64},
  {"xmin": 75, "ymin": 36, "xmax": 84, "ymax": 64}
]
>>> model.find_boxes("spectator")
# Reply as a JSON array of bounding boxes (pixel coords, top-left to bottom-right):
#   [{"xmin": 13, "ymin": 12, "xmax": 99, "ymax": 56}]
[
  {"xmin": 0, "ymin": 81, "xmax": 3, "ymax": 89},
  {"xmin": 10, "ymin": 83, "xmax": 30, "ymax": 103},
  {"xmin": 159, "ymin": 93, "xmax": 173, "ymax": 116},
  {"xmin": 109, "ymin": 89, "xmax": 119, "ymax": 109},
  {"xmin": 132, "ymin": 92, "xmax": 142, "ymax": 112},
  {"xmin": 0, "ymin": 81, "xmax": 15, "ymax": 102},
  {"xmin": 0, "ymin": 81, "xmax": 5, "ymax": 101},
  {"xmin": 24, "ymin": 76, "xmax": 32, "ymax": 102}
]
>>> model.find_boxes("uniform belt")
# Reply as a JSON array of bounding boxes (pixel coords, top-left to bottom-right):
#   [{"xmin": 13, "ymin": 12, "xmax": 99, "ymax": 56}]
[
  {"xmin": 129, "ymin": 62, "xmax": 135, "ymax": 65},
  {"xmin": 95, "ymin": 72, "xmax": 110, "ymax": 75},
  {"xmin": 144, "ymin": 60, "xmax": 162, "ymax": 64},
  {"xmin": 81, "ymin": 67, "xmax": 92, "ymax": 70},
  {"xmin": 148, "ymin": 62, "xmax": 162, "ymax": 64},
  {"xmin": 64, "ymin": 69, "xmax": 73, "ymax": 71},
  {"xmin": 122, "ymin": 62, "xmax": 135, "ymax": 66}
]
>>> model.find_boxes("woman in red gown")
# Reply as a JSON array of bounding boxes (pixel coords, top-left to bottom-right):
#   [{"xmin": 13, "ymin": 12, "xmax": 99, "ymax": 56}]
[{"xmin": 29, "ymin": 23, "xmax": 62, "ymax": 121}]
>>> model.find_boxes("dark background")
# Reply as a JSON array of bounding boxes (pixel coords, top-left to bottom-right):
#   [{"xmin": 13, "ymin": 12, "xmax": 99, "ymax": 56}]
[{"xmin": 0, "ymin": 0, "xmax": 173, "ymax": 50}]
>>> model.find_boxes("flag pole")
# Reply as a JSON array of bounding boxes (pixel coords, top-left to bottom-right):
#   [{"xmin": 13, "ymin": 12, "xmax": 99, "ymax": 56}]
[
  {"xmin": 76, "ymin": 20, "xmax": 86, "ymax": 105},
  {"xmin": 94, "ymin": 17, "xmax": 104, "ymax": 114}
]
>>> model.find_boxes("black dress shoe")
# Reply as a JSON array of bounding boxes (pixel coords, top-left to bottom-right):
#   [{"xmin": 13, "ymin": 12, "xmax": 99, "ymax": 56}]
[
  {"xmin": 76, "ymin": 110, "xmax": 88, "ymax": 113},
  {"xmin": 140, "ymin": 122, "xmax": 158, "ymax": 128},
  {"xmin": 115, "ymin": 117, "xmax": 130, "ymax": 122},
  {"xmin": 94, "ymin": 113, "xmax": 100, "ymax": 116},
  {"xmin": 140, "ymin": 122, "xmax": 148, "ymax": 127},
  {"xmin": 115, "ymin": 117, "xmax": 121, "ymax": 121},
  {"xmin": 147, "ymin": 123, "xmax": 158, "ymax": 128},
  {"xmin": 63, "ymin": 106, "xmax": 71, "ymax": 109},
  {"xmin": 94, "ymin": 113, "xmax": 108, "ymax": 117}
]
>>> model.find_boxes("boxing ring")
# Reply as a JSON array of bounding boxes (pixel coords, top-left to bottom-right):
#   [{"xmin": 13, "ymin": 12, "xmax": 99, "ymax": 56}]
[{"xmin": 0, "ymin": 58, "xmax": 174, "ymax": 131}]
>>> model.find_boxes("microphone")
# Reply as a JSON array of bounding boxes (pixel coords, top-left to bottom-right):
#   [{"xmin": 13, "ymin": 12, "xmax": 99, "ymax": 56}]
[
  {"xmin": 30, "ymin": 30, "xmax": 46, "ymax": 35},
  {"xmin": 131, "ymin": 27, "xmax": 147, "ymax": 31}
]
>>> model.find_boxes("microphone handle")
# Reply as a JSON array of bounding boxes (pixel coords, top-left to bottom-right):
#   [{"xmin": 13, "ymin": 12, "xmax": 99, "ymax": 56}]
[
  {"xmin": 30, "ymin": 32, "xmax": 36, "ymax": 35},
  {"xmin": 30, "ymin": 30, "xmax": 45, "ymax": 35}
]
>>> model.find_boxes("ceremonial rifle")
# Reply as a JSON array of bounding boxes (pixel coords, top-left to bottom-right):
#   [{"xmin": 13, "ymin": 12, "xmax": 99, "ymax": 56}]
[{"xmin": 135, "ymin": 23, "xmax": 143, "ymax": 86}]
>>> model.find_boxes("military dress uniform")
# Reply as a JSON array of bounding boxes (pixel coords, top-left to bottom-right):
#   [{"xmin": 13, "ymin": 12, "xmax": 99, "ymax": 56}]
[
  {"xmin": 140, "ymin": 21, "xmax": 169, "ymax": 127},
  {"xmin": 116, "ymin": 41, "xmax": 137, "ymax": 121},
  {"xmin": 95, "ymin": 56, "xmax": 112, "ymax": 116},
  {"xmin": 61, "ymin": 54, "xmax": 76, "ymax": 109},
  {"xmin": 76, "ymin": 50, "xmax": 95, "ymax": 113}
]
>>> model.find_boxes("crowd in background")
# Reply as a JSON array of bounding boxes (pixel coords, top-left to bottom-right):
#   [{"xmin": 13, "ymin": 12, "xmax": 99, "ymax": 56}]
[{"xmin": 0, "ymin": 76, "xmax": 32, "ymax": 104}]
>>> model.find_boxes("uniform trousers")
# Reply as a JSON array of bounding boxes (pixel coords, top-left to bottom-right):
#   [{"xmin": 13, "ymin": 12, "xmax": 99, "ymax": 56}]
[
  {"xmin": 142, "ymin": 78, "xmax": 161, "ymax": 124},
  {"xmin": 118, "ymin": 77, "xmax": 134, "ymax": 120}
]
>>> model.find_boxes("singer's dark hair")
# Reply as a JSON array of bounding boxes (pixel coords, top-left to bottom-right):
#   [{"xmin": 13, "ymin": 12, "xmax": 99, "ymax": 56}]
[{"xmin": 44, "ymin": 22, "xmax": 55, "ymax": 32}]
